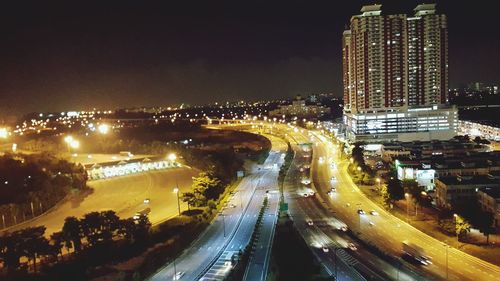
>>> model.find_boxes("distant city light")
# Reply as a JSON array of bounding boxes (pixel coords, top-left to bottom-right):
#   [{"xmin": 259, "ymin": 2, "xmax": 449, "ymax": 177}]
[{"xmin": 98, "ymin": 123, "xmax": 110, "ymax": 134}]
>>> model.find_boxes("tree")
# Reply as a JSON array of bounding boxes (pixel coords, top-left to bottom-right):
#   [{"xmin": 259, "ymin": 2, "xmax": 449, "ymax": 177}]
[
  {"xmin": 49, "ymin": 231, "xmax": 65, "ymax": 261},
  {"xmin": 181, "ymin": 192, "xmax": 197, "ymax": 209},
  {"xmin": 455, "ymin": 214, "xmax": 472, "ymax": 240},
  {"xmin": 475, "ymin": 211, "xmax": 495, "ymax": 244},
  {"xmin": 192, "ymin": 172, "xmax": 222, "ymax": 201},
  {"xmin": 0, "ymin": 231, "xmax": 23, "ymax": 272},
  {"xmin": 18, "ymin": 226, "xmax": 50, "ymax": 273},
  {"xmin": 62, "ymin": 216, "xmax": 82, "ymax": 252}
]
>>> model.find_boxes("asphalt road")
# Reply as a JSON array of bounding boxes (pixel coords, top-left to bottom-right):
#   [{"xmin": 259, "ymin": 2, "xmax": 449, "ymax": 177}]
[
  {"xmin": 3, "ymin": 167, "xmax": 197, "ymax": 236},
  {"xmin": 148, "ymin": 144, "xmax": 284, "ymax": 281},
  {"xmin": 307, "ymin": 130, "xmax": 500, "ymax": 281}
]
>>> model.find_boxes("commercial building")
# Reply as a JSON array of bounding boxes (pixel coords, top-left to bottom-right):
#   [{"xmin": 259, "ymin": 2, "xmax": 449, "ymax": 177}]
[
  {"xmin": 458, "ymin": 120, "xmax": 500, "ymax": 141},
  {"xmin": 342, "ymin": 4, "xmax": 456, "ymax": 142}
]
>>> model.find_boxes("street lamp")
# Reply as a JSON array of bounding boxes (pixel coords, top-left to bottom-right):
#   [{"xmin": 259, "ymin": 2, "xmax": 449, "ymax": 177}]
[
  {"xmin": 453, "ymin": 213, "xmax": 459, "ymax": 240},
  {"xmin": 168, "ymin": 153, "xmax": 177, "ymax": 162},
  {"xmin": 443, "ymin": 243, "xmax": 450, "ymax": 280},
  {"xmin": 0, "ymin": 128, "xmax": 8, "ymax": 139},
  {"xmin": 405, "ymin": 193, "xmax": 410, "ymax": 222},
  {"xmin": 173, "ymin": 187, "xmax": 181, "ymax": 215}
]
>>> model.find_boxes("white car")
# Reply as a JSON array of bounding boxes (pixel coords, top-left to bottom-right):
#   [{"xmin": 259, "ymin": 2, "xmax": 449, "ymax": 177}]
[
  {"xmin": 173, "ymin": 271, "xmax": 185, "ymax": 280},
  {"xmin": 143, "ymin": 198, "xmax": 150, "ymax": 204},
  {"xmin": 339, "ymin": 226, "xmax": 348, "ymax": 232},
  {"xmin": 322, "ymin": 246, "xmax": 330, "ymax": 253},
  {"xmin": 330, "ymin": 176, "xmax": 337, "ymax": 181},
  {"xmin": 347, "ymin": 243, "xmax": 357, "ymax": 251},
  {"xmin": 306, "ymin": 220, "xmax": 314, "ymax": 226},
  {"xmin": 370, "ymin": 210, "xmax": 379, "ymax": 216}
]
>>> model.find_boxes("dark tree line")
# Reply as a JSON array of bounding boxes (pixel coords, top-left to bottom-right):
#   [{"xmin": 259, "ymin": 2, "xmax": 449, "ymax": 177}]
[
  {"xmin": 0, "ymin": 153, "xmax": 88, "ymax": 228},
  {"xmin": 0, "ymin": 211, "xmax": 151, "ymax": 274}
]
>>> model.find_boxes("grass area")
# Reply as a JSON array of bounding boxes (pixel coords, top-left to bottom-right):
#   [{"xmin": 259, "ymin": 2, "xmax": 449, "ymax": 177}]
[{"xmin": 266, "ymin": 215, "xmax": 331, "ymax": 281}]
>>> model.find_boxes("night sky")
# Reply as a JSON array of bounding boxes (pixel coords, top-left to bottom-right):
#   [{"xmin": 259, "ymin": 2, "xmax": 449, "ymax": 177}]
[{"xmin": 1, "ymin": 0, "xmax": 498, "ymax": 115}]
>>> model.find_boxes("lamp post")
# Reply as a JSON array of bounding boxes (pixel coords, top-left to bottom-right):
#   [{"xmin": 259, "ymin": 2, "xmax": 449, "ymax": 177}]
[
  {"xmin": 405, "ymin": 193, "xmax": 410, "ymax": 222},
  {"xmin": 443, "ymin": 243, "xmax": 449, "ymax": 280},
  {"xmin": 453, "ymin": 213, "xmax": 459, "ymax": 240},
  {"xmin": 221, "ymin": 213, "xmax": 226, "ymax": 238},
  {"xmin": 173, "ymin": 187, "xmax": 181, "ymax": 215}
]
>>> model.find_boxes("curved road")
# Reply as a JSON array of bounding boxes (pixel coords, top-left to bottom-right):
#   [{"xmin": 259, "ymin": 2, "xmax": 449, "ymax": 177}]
[{"xmin": 3, "ymin": 167, "xmax": 198, "ymax": 236}]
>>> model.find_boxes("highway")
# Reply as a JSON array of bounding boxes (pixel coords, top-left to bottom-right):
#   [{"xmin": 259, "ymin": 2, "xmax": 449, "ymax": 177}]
[
  {"xmin": 3, "ymin": 167, "xmax": 197, "ymax": 235},
  {"xmin": 147, "ymin": 137, "xmax": 285, "ymax": 281},
  {"xmin": 307, "ymin": 129, "xmax": 500, "ymax": 281}
]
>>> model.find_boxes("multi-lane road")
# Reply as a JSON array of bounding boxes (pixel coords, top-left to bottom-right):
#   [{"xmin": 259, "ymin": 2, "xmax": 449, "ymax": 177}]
[
  {"xmin": 148, "ymin": 137, "xmax": 285, "ymax": 281},
  {"xmin": 306, "ymin": 129, "xmax": 500, "ymax": 281}
]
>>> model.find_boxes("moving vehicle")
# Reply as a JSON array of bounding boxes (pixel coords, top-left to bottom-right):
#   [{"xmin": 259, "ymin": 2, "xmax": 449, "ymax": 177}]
[
  {"xmin": 306, "ymin": 219, "xmax": 314, "ymax": 226},
  {"xmin": 347, "ymin": 243, "xmax": 357, "ymax": 251},
  {"xmin": 173, "ymin": 271, "xmax": 185, "ymax": 280},
  {"xmin": 357, "ymin": 209, "xmax": 365, "ymax": 215},
  {"xmin": 369, "ymin": 210, "xmax": 379, "ymax": 216},
  {"xmin": 402, "ymin": 242, "xmax": 432, "ymax": 265},
  {"xmin": 133, "ymin": 207, "xmax": 151, "ymax": 220},
  {"xmin": 322, "ymin": 246, "xmax": 330, "ymax": 253}
]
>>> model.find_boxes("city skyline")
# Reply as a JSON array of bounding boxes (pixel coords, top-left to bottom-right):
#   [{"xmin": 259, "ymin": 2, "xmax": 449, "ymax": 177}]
[{"xmin": 1, "ymin": 0, "xmax": 499, "ymax": 115}]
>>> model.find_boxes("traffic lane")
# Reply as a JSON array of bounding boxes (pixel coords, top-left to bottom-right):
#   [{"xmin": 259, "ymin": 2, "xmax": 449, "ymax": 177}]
[
  {"xmin": 149, "ymin": 170, "xmax": 264, "ymax": 281},
  {"xmin": 312, "ymin": 138, "xmax": 500, "ymax": 281},
  {"xmin": 150, "ymin": 149, "xmax": 281, "ymax": 280}
]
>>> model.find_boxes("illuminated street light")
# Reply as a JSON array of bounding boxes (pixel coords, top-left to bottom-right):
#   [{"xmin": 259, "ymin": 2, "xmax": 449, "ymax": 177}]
[
  {"xmin": 0, "ymin": 128, "xmax": 8, "ymax": 139},
  {"xmin": 168, "ymin": 153, "xmax": 177, "ymax": 162},
  {"xmin": 405, "ymin": 193, "xmax": 410, "ymax": 222},
  {"xmin": 173, "ymin": 187, "xmax": 181, "ymax": 215},
  {"xmin": 64, "ymin": 135, "xmax": 74, "ymax": 144},
  {"xmin": 69, "ymin": 140, "xmax": 80, "ymax": 149},
  {"xmin": 98, "ymin": 123, "xmax": 110, "ymax": 134}
]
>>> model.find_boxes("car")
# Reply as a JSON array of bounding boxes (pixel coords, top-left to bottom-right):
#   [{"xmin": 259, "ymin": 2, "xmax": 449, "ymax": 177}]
[
  {"xmin": 173, "ymin": 271, "xmax": 185, "ymax": 280},
  {"xmin": 357, "ymin": 209, "xmax": 365, "ymax": 215},
  {"xmin": 229, "ymin": 203, "xmax": 237, "ymax": 208},
  {"xmin": 345, "ymin": 203, "xmax": 351, "ymax": 207},
  {"xmin": 340, "ymin": 226, "xmax": 348, "ymax": 232},
  {"xmin": 369, "ymin": 221, "xmax": 375, "ymax": 227},
  {"xmin": 322, "ymin": 246, "xmax": 330, "ymax": 253},
  {"xmin": 331, "ymin": 176, "xmax": 337, "ymax": 181},
  {"xmin": 347, "ymin": 243, "xmax": 357, "ymax": 251},
  {"xmin": 143, "ymin": 198, "xmax": 150, "ymax": 204},
  {"xmin": 303, "ymin": 193, "xmax": 309, "ymax": 198},
  {"xmin": 370, "ymin": 210, "xmax": 379, "ymax": 216},
  {"xmin": 306, "ymin": 220, "xmax": 314, "ymax": 226}
]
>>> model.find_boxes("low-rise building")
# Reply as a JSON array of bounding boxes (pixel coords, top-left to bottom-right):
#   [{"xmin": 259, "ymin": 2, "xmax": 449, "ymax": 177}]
[
  {"xmin": 459, "ymin": 120, "xmax": 500, "ymax": 141},
  {"xmin": 269, "ymin": 95, "xmax": 330, "ymax": 119},
  {"xmin": 435, "ymin": 175, "xmax": 500, "ymax": 209},
  {"xmin": 477, "ymin": 187, "xmax": 500, "ymax": 230}
]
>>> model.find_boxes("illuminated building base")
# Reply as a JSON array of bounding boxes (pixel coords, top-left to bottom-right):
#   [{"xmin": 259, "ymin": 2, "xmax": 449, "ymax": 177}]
[{"xmin": 344, "ymin": 105, "xmax": 458, "ymax": 143}]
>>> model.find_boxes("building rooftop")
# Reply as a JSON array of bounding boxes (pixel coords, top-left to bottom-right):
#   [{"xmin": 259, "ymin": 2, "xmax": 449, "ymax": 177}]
[
  {"xmin": 438, "ymin": 175, "xmax": 500, "ymax": 186},
  {"xmin": 479, "ymin": 187, "xmax": 500, "ymax": 200}
]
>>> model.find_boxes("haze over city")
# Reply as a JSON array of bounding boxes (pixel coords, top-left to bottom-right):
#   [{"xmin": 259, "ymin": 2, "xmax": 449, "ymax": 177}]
[{"xmin": 1, "ymin": 0, "xmax": 499, "ymax": 115}]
